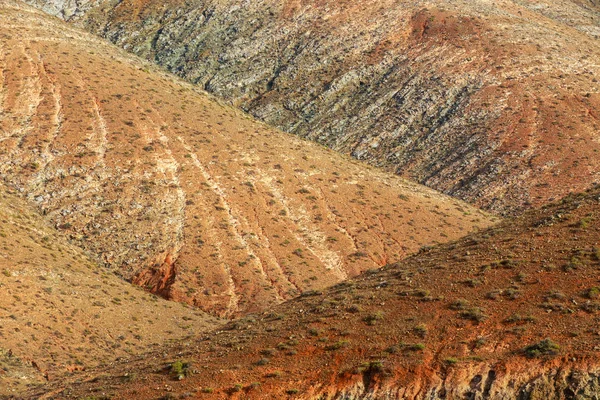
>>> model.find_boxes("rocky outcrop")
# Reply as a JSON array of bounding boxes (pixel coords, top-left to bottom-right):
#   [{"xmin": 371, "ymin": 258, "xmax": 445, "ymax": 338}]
[
  {"xmin": 311, "ymin": 360, "xmax": 600, "ymax": 399},
  {"xmin": 24, "ymin": 0, "xmax": 600, "ymax": 214}
]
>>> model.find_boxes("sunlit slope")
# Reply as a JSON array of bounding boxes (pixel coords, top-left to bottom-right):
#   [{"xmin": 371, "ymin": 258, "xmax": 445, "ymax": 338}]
[
  {"xmin": 0, "ymin": 184, "xmax": 220, "ymax": 396},
  {"xmin": 28, "ymin": 186, "xmax": 600, "ymax": 399},
  {"xmin": 26, "ymin": 0, "xmax": 600, "ymax": 214},
  {"xmin": 0, "ymin": 1, "xmax": 496, "ymax": 318}
]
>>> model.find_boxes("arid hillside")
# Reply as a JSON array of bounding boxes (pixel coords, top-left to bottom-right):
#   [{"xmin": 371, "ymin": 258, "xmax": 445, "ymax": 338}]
[
  {"xmin": 25, "ymin": 185, "xmax": 600, "ymax": 399},
  {"xmin": 0, "ymin": 1, "xmax": 494, "ymax": 319},
  {"xmin": 0, "ymin": 183, "xmax": 220, "ymax": 396},
  {"xmin": 25, "ymin": 0, "xmax": 600, "ymax": 214}
]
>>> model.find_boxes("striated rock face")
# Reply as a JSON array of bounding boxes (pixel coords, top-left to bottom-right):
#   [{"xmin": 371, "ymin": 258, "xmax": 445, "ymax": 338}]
[
  {"xmin": 317, "ymin": 361, "xmax": 600, "ymax": 399},
  {"xmin": 0, "ymin": 1, "xmax": 494, "ymax": 318},
  {"xmin": 25, "ymin": 0, "xmax": 600, "ymax": 214}
]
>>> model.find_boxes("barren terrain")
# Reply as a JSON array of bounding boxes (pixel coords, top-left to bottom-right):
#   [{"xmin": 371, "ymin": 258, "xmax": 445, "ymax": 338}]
[{"xmin": 25, "ymin": 0, "xmax": 600, "ymax": 214}]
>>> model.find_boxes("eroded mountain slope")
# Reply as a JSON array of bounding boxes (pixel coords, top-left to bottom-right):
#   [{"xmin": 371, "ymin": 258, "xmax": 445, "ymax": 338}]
[
  {"xmin": 0, "ymin": 1, "xmax": 494, "ymax": 318},
  {"xmin": 25, "ymin": 0, "xmax": 600, "ymax": 214},
  {"xmin": 0, "ymin": 183, "xmax": 220, "ymax": 396},
  {"xmin": 27, "ymin": 186, "xmax": 600, "ymax": 399}
]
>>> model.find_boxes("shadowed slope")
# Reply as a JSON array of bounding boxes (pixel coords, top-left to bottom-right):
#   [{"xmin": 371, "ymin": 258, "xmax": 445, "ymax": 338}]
[
  {"xmin": 24, "ymin": 186, "xmax": 600, "ymax": 399},
  {"xmin": 0, "ymin": 1, "xmax": 495, "ymax": 318},
  {"xmin": 24, "ymin": 0, "xmax": 600, "ymax": 214}
]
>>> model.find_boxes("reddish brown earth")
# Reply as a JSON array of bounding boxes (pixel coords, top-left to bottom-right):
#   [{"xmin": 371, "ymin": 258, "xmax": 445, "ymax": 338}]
[
  {"xmin": 3, "ymin": 1, "xmax": 600, "ymax": 399},
  {"xmin": 18, "ymin": 187, "xmax": 600, "ymax": 399},
  {"xmin": 0, "ymin": 1, "xmax": 494, "ymax": 320},
  {"xmin": 25, "ymin": 0, "xmax": 600, "ymax": 215}
]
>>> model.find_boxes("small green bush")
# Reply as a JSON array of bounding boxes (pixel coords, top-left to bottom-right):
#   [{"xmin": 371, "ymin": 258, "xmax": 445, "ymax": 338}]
[
  {"xmin": 523, "ymin": 339, "xmax": 560, "ymax": 358},
  {"xmin": 363, "ymin": 311, "xmax": 384, "ymax": 325},
  {"xmin": 585, "ymin": 287, "xmax": 600, "ymax": 299},
  {"xmin": 170, "ymin": 360, "xmax": 190, "ymax": 380}
]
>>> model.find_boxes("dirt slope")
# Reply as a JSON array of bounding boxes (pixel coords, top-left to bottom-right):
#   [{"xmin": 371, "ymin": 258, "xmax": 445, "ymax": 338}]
[
  {"xmin": 24, "ymin": 0, "xmax": 600, "ymax": 214},
  {"xmin": 23, "ymin": 185, "xmax": 600, "ymax": 399},
  {"xmin": 0, "ymin": 183, "xmax": 220, "ymax": 396},
  {"xmin": 0, "ymin": 0, "xmax": 495, "ymax": 319}
]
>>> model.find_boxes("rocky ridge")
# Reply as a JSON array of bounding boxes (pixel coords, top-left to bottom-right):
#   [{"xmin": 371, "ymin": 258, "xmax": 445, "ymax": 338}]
[{"xmin": 24, "ymin": 0, "xmax": 600, "ymax": 214}]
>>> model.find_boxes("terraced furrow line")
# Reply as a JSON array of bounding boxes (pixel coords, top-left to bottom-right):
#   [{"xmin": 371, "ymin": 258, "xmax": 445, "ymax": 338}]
[
  {"xmin": 316, "ymin": 187, "xmax": 361, "ymax": 254},
  {"xmin": 0, "ymin": 42, "xmax": 6, "ymax": 127},
  {"xmin": 29, "ymin": 54, "xmax": 63, "ymax": 186},
  {"xmin": 260, "ymin": 174, "xmax": 347, "ymax": 280},
  {"xmin": 251, "ymin": 205, "xmax": 301, "ymax": 299},
  {"xmin": 350, "ymin": 200, "xmax": 388, "ymax": 266},
  {"xmin": 175, "ymin": 135, "xmax": 245, "ymax": 315},
  {"xmin": 137, "ymin": 103, "xmax": 186, "ymax": 254},
  {"xmin": 242, "ymin": 173, "xmax": 302, "ymax": 296},
  {"xmin": 4, "ymin": 45, "xmax": 42, "ymax": 155}
]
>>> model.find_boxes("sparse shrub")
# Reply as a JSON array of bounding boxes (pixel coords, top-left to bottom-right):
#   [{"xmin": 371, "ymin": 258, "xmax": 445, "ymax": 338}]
[
  {"xmin": 473, "ymin": 337, "xmax": 487, "ymax": 348},
  {"xmin": 229, "ymin": 384, "xmax": 243, "ymax": 393},
  {"xmin": 277, "ymin": 342, "xmax": 290, "ymax": 351},
  {"xmin": 256, "ymin": 357, "xmax": 270, "ymax": 366},
  {"xmin": 593, "ymin": 247, "xmax": 600, "ymax": 261},
  {"xmin": 563, "ymin": 257, "xmax": 581, "ymax": 272},
  {"xmin": 579, "ymin": 302, "xmax": 600, "ymax": 313},
  {"xmin": 308, "ymin": 328, "xmax": 319, "ymax": 336},
  {"xmin": 286, "ymin": 388, "xmax": 300, "ymax": 395},
  {"xmin": 449, "ymin": 299, "xmax": 469, "ymax": 310},
  {"xmin": 363, "ymin": 311, "xmax": 384, "ymax": 326},
  {"xmin": 261, "ymin": 348, "xmax": 276, "ymax": 357},
  {"xmin": 406, "ymin": 343, "xmax": 425, "ymax": 351},
  {"xmin": 515, "ymin": 272, "xmax": 528, "ymax": 282},
  {"xmin": 170, "ymin": 360, "xmax": 190, "ymax": 380},
  {"xmin": 414, "ymin": 324, "xmax": 427, "ymax": 338},
  {"xmin": 463, "ymin": 279, "xmax": 481, "ymax": 288},
  {"xmin": 459, "ymin": 307, "xmax": 487, "ymax": 323},
  {"xmin": 444, "ymin": 357, "xmax": 459, "ymax": 365},
  {"xmin": 504, "ymin": 287, "xmax": 521, "ymax": 300},
  {"xmin": 325, "ymin": 340, "xmax": 349, "ymax": 351},
  {"xmin": 485, "ymin": 290, "xmax": 501, "ymax": 300},
  {"xmin": 385, "ymin": 345, "xmax": 400, "ymax": 354},
  {"xmin": 523, "ymin": 339, "xmax": 560, "ymax": 358},
  {"xmin": 545, "ymin": 290, "xmax": 566, "ymax": 301},
  {"xmin": 585, "ymin": 287, "xmax": 600, "ymax": 299},
  {"xmin": 504, "ymin": 314, "xmax": 522, "ymax": 323},
  {"xmin": 499, "ymin": 259, "xmax": 518, "ymax": 269},
  {"xmin": 292, "ymin": 248, "xmax": 303, "ymax": 258},
  {"xmin": 346, "ymin": 305, "xmax": 361, "ymax": 313}
]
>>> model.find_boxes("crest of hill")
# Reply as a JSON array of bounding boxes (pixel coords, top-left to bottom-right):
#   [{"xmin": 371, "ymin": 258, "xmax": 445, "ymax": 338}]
[
  {"xmin": 23, "ymin": 0, "xmax": 600, "ymax": 215},
  {"xmin": 0, "ymin": 0, "xmax": 495, "ymax": 319},
  {"xmin": 0, "ymin": 184, "xmax": 221, "ymax": 396},
  {"xmin": 26, "ymin": 186, "xmax": 600, "ymax": 399}
]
